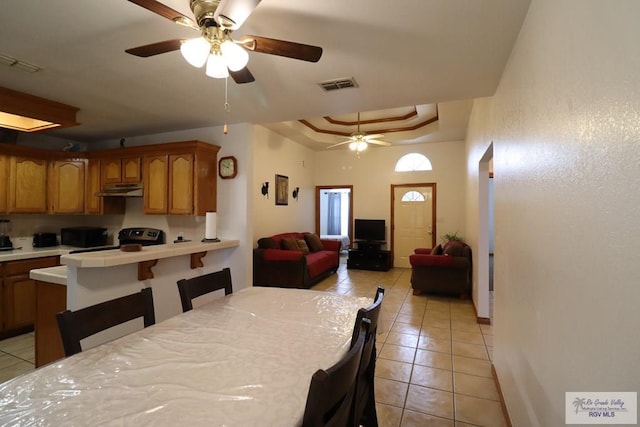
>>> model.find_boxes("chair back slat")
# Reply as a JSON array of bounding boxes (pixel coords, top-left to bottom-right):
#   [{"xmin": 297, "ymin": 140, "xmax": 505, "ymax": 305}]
[
  {"xmin": 177, "ymin": 267, "xmax": 233, "ymax": 312},
  {"xmin": 302, "ymin": 318, "xmax": 371, "ymax": 427},
  {"xmin": 56, "ymin": 287, "xmax": 155, "ymax": 357}
]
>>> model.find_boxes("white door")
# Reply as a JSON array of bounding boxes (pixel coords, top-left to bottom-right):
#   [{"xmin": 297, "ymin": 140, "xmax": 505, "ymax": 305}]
[{"xmin": 393, "ymin": 186, "xmax": 433, "ymax": 268}]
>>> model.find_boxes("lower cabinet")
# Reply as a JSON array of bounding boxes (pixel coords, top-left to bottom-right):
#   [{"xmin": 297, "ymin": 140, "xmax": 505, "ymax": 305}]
[
  {"xmin": 35, "ymin": 281, "xmax": 66, "ymax": 367},
  {"xmin": 1, "ymin": 256, "xmax": 60, "ymax": 338}
]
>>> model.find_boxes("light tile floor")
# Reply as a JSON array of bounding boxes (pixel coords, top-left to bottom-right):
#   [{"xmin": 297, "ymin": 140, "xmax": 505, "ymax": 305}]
[
  {"xmin": 313, "ymin": 261, "xmax": 505, "ymax": 427},
  {"xmin": 0, "ymin": 262, "xmax": 504, "ymax": 426}
]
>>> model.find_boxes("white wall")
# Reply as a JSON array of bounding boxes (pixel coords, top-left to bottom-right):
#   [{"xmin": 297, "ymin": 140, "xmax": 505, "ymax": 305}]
[
  {"xmin": 251, "ymin": 125, "xmax": 316, "ymax": 242},
  {"xmin": 314, "ymin": 141, "xmax": 467, "ymax": 245},
  {"xmin": 465, "ymin": 1, "xmax": 640, "ymax": 425}
]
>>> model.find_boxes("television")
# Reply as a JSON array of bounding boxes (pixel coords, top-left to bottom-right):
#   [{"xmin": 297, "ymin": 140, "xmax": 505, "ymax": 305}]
[{"xmin": 354, "ymin": 219, "xmax": 386, "ymax": 242}]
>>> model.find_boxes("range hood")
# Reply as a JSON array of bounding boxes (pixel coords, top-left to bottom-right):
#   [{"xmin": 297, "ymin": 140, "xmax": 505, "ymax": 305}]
[{"xmin": 96, "ymin": 183, "xmax": 143, "ymax": 197}]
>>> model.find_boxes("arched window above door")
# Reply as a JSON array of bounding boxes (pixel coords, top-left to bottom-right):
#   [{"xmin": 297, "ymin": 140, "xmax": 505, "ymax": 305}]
[
  {"xmin": 395, "ymin": 153, "xmax": 433, "ymax": 172},
  {"xmin": 401, "ymin": 190, "xmax": 425, "ymax": 202}
]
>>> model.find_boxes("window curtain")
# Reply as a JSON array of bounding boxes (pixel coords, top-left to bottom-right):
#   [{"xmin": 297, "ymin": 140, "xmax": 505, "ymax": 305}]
[{"xmin": 327, "ymin": 193, "xmax": 341, "ymax": 235}]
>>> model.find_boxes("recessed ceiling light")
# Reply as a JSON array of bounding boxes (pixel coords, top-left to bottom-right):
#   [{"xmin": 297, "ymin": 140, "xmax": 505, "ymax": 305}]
[{"xmin": 0, "ymin": 87, "xmax": 79, "ymax": 133}]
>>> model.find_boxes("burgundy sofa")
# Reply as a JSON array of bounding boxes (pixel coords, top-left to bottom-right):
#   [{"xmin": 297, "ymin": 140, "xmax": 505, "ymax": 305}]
[
  {"xmin": 253, "ymin": 232, "xmax": 341, "ymax": 289},
  {"xmin": 409, "ymin": 240, "xmax": 472, "ymax": 298}
]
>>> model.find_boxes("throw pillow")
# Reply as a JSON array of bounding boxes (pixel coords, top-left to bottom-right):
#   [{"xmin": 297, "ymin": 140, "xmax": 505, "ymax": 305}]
[
  {"xmin": 257, "ymin": 237, "xmax": 278, "ymax": 249},
  {"xmin": 430, "ymin": 244, "xmax": 443, "ymax": 255},
  {"xmin": 281, "ymin": 237, "xmax": 301, "ymax": 252},
  {"xmin": 304, "ymin": 233, "xmax": 324, "ymax": 252},
  {"xmin": 297, "ymin": 239, "xmax": 310, "ymax": 255}
]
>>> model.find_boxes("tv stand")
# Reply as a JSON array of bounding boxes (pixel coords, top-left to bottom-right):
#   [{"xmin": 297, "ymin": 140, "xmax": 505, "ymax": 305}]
[{"xmin": 347, "ymin": 241, "xmax": 391, "ymax": 271}]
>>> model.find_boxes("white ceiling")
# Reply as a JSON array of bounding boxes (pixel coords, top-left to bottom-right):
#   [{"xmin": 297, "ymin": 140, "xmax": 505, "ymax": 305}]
[{"xmin": 0, "ymin": 0, "xmax": 530, "ymax": 150}]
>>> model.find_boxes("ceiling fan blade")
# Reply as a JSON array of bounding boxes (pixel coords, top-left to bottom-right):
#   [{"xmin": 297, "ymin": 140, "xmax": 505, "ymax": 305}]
[
  {"xmin": 214, "ymin": 0, "xmax": 261, "ymax": 30},
  {"xmin": 230, "ymin": 67, "xmax": 256, "ymax": 84},
  {"xmin": 364, "ymin": 134, "xmax": 385, "ymax": 140},
  {"xmin": 239, "ymin": 36, "xmax": 323, "ymax": 62},
  {"xmin": 327, "ymin": 141, "xmax": 351, "ymax": 149},
  {"xmin": 127, "ymin": 0, "xmax": 198, "ymax": 29},
  {"xmin": 367, "ymin": 139, "xmax": 392, "ymax": 146},
  {"xmin": 125, "ymin": 39, "xmax": 185, "ymax": 57}
]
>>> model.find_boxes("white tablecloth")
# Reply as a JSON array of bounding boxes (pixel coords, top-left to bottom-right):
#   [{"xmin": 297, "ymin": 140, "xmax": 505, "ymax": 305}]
[{"xmin": 0, "ymin": 287, "xmax": 371, "ymax": 427}]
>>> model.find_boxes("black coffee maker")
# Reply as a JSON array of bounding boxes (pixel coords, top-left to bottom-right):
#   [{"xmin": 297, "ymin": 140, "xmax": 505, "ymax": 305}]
[{"xmin": 0, "ymin": 219, "xmax": 13, "ymax": 249}]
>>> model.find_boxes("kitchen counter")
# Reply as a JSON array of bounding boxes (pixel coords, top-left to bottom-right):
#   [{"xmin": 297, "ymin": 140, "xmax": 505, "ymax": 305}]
[
  {"xmin": 0, "ymin": 245, "xmax": 76, "ymax": 263},
  {"xmin": 29, "ymin": 265, "xmax": 68, "ymax": 285},
  {"xmin": 60, "ymin": 240, "xmax": 240, "ymax": 268}
]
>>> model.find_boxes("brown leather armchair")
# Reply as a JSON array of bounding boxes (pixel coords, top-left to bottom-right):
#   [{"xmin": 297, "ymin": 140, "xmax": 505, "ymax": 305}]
[{"xmin": 409, "ymin": 241, "xmax": 472, "ymax": 299}]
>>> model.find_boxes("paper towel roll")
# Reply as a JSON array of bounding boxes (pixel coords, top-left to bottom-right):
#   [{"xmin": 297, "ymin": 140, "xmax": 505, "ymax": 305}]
[{"xmin": 205, "ymin": 212, "xmax": 217, "ymax": 239}]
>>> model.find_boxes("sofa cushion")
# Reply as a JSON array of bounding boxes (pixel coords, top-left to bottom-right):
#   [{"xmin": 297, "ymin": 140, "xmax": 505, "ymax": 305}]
[
  {"xmin": 304, "ymin": 233, "xmax": 324, "ymax": 252},
  {"xmin": 306, "ymin": 251, "xmax": 339, "ymax": 278},
  {"xmin": 297, "ymin": 239, "xmax": 310, "ymax": 254},
  {"xmin": 281, "ymin": 237, "xmax": 301, "ymax": 251},
  {"xmin": 263, "ymin": 248, "xmax": 304, "ymax": 261},
  {"xmin": 257, "ymin": 237, "xmax": 279, "ymax": 249},
  {"xmin": 443, "ymin": 244, "xmax": 466, "ymax": 257}
]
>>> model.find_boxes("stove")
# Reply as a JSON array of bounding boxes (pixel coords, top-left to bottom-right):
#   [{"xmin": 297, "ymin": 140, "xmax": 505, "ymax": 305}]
[
  {"xmin": 118, "ymin": 227, "xmax": 165, "ymax": 246},
  {"xmin": 69, "ymin": 228, "xmax": 165, "ymax": 254}
]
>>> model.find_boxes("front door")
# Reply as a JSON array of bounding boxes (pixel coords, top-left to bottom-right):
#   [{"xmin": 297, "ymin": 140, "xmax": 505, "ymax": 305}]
[{"xmin": 392, "ymin": 184, "xmax": 436, "ymax": 268}]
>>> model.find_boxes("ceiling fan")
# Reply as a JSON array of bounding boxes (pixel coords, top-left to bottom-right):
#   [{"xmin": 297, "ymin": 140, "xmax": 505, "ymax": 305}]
[
  {"xmin": 327, "ymin": 113, "xmax": 392, "ymax": 154},
  {"xmin": 124, "ymin": 0, "xmax": 323, "ymax": 84}
]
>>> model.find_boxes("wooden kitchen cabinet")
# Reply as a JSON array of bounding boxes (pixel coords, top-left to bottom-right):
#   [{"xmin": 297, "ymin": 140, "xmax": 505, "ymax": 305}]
[
  {"xmin": 101, "ymin": 156, "xmax": 141, "ymax": 184},
  {"xmin": 85, "ymin": 158, "xmax": 125, "ymax": 215},
  {"xmin": 143, "ymin": 143, "xmax": 218, "ymax": 215},
  {"xmin": 7, "ymin": 156, "xmax": 48, "ymax": 213},
  {"xmin": 48, "ymin": 159, "xmax": 85, "ymax": 214},
  {"xmin": 1, "ymin": 256, "xmax": 59, "ymax": 337},
  {"xmin": 0, "ymin": 155, "xmax": 7, "ymax": 213},
  {"xmin": 143, "ymin": 155, "xmax": 169, "ymax": 214},
  {"xmin": 35, "ymin": 280, "xmax": 66, "ymax": 367}
]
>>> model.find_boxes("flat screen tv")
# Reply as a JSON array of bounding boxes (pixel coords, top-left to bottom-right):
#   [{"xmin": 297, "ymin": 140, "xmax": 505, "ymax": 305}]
[{"xmin": 354, "ymin": 219, "xmax": 385, "ymax": 242}]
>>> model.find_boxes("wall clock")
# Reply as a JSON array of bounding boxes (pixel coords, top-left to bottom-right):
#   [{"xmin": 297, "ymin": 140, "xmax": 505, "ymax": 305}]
[{"xmin": 218, "ymin": 156, "xmax": 237, "ymax": 179}]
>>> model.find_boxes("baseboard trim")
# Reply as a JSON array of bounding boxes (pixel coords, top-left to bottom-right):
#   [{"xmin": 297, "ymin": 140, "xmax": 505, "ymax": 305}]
[
  {"xmin": 491, "ymin": 364, "xmax": 513, "ymax": 427},
  {"xmin": 471, "ymin": 298, "xmax": 492, "ymax": 325}
]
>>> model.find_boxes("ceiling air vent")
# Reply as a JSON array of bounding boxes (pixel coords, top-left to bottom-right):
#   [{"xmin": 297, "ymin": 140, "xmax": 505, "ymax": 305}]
[{"xmin": 318, "ymin": 77, "xmax": 359, "ymax": 92}]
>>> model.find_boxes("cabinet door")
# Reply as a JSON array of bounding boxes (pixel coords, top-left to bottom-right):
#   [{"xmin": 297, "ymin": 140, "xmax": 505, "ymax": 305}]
[
  {"xmin": 122, "ymin": 157, "xmax": 141, "ymax": 183},
  {"xmin": 100, "ymin": 158, "xmax": 122, "ymax": 184},
  {"xmin": 143, "ymin": 155, "xmax": 168, "ymax": 214},
  {"xmin": 0, "ymin": 155, "xmax": 7, "ymax": 213},
  {"xmin": 7, "ymin": 156, "xmax": 48, "ymax": 213},
  {"xmin": 85, "ymin": 158, "xmax": 102, "ymax": 214},
  {"xmin": 49, "ymin": 160, "xmax": 85, "ymax": 214},
  {"xmin": 168, "ymin": 153, "xmax": 194, "ymax": 215},
  {"xmin": 2, "ymin": 274, "xmax": 36, "ymax": 331}
]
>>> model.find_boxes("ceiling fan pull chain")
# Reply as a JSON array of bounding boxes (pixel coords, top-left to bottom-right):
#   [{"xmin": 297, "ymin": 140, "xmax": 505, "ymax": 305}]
[{"xmin": 223, "ymin": 76, "xmax": 230, "ymax": 134}]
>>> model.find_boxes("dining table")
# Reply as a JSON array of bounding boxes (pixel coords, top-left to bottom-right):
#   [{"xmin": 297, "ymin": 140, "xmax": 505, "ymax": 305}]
[{"xmin": 0, "ymin": 286, "xmax": 372, "ymax": 427}]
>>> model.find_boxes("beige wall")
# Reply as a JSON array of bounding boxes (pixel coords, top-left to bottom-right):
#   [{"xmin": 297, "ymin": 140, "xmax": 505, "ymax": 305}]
[
  {"xmin": 314, "ymin": 140, "xmax": 467, "ymax": 245},
  {"xmin": 465, "ymin": 0, "xmax": 640, "ymax": 425},
  {"xmin": 251, "ymin": 126, "xmax": 317, "ymax": 242}
]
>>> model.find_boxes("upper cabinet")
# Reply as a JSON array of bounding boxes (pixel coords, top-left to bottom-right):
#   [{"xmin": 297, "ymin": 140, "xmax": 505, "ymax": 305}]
[
  {"xmin": 143, "ymin": 142, "xmax": 219, "ymax": 216},
  {"xmin": 48, "ymin": 159, "xmax": 85, "ymax": 214},
  {"xmin": 101, "ymin": 156, "xmax": 141, "ymax": 184},
  {"xmin": 0, "ymin": 140, "xmax": 219, "ymax": 217},
  {"xmin": 0, "ymin": 155, "xmax": 7, "ymax": 213},
  {"xmin": 7, "ymin": 156, "xmax": 48, "ymax": 213}
]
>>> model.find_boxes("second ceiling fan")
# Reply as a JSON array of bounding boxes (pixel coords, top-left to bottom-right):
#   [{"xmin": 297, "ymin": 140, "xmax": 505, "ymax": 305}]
[
  {"xmin": 125, "ymin": 0, "xmax": 323, "ymax": 84},
  {"xmin": 327, "ymin": 112, "xmax": 392, "ymax": 153}
]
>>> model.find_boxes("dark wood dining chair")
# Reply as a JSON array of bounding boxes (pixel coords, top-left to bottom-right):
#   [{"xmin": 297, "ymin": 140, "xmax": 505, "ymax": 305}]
[
  {"xmin": 176, "ymin": 267, "xmax": 233, "ymax": 312},
  {"xmin": 350, "ymin": 286, "xmax": 385, "ymax": 427},
  {"xmin": 56, "ymin": 287, "xmax": 155, "ymax": 357},
  {"xmin": 302, "ymin": 317, "xmax": 372, "ymax": 427}
]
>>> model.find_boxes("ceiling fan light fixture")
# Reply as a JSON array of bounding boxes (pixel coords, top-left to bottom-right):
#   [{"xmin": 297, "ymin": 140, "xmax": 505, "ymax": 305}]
[
  {"xmin": 220, "ymin": 40, "xmax": 249, "ymax": 71},
  {"xmin": 180, "ymin": 37, "xmax": 210, "ymax": 68},
  {"xmin": 206, "ymin": 52, "xmax": 229, "ymax": 78}
]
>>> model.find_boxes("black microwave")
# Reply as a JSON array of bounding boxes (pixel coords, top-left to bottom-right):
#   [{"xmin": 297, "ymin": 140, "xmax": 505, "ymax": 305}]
[{"xmin": 61, "ymin": 227, "xmax": 108, "ymax": 248}]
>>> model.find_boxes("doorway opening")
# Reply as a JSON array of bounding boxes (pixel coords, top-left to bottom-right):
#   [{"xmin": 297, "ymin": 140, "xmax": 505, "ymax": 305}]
[
  {"xmin": 390, "ymin": 183, "xmax": 437, "ymax": 268},
  {"xmin": 477, "ymin": 143, "xmax": 493, "ymax": 323},
  {"xmin": 315, "ymin": 186, "xmax": 353, "ymax": 252}
]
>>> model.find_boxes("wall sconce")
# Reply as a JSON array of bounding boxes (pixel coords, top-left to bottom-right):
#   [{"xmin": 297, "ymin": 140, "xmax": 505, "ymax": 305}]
[
  {"xmin": 292, "ymin": 187, "xmax": 300, "ymax": 201},
  {"xmin": 261, "ymin": 182, "xmax": 269, "ymax": 198}
]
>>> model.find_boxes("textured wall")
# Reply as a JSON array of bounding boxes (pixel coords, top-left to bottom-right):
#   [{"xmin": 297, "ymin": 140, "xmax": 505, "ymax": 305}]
[{"xmin": 466, "ymin": 0, "xmax": 640, "ymax": 425}]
